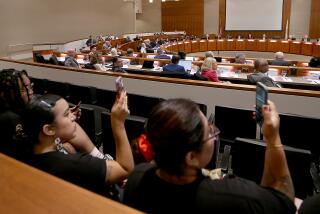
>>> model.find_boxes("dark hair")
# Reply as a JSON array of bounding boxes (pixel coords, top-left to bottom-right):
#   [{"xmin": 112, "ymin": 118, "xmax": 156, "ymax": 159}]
[
  {"xmin": 171, "ymin": 55, "xmax": 180, "ymax": 64},
  {"xmin": 90, "ymin": 45, "xmax": 97, "ymax": 50},
  {"xmin": 127, "ymin": 48, "xmax": 134, "ymax": 56},
  {"xmin": 178, "ymin": 51, "xmax": 186, "ymax": 60},
  {"xmin": 23, "ymin": 94, "xmax": 62, "ymax": 144},
  {"xmin": 0, "ymin": 69, "xmax": 29, "ymax": 112},
  {"xmin": 309, "ymin": 57, "xmax": 320, "ymax": 68},
  {"xmin": 145, "ymin": 99, "xmax": 204, "ymax": 176}
]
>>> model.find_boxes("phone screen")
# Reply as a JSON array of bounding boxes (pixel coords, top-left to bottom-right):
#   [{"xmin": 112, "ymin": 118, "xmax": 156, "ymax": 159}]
[
  {"xmin": 256, "ymin": 82, "xmax": 268, "ymax": 125},
  {"xmin": 115, "ymin": 76, "xmax": 124, "ymax": 94}
]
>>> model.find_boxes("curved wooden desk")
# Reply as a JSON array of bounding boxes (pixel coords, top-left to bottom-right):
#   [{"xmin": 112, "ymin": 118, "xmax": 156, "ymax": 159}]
[
  {"xmin": 163, "ymin": 39, "xmax": 320, "ymax": 57},
  {"xmin": 0, "ymin": 153, "xmax": 143, "ymax": 214}
]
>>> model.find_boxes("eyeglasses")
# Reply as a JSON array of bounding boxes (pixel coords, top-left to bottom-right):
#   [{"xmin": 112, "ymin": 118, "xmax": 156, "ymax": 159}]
[{"xmin": 203, "ymin": 122, "xmax": 220, "ymax": 143}]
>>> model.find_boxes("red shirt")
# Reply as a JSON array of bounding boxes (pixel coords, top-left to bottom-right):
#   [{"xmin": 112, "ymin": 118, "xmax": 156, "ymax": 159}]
[{"xmin": 201, "ymin": 69, "xmax": 220, "ymax": 82}]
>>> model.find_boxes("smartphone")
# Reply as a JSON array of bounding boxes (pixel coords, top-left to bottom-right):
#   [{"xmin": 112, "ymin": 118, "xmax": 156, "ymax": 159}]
[
  {"xmin": 256, "ymin": 82, "xmax": 268, "ymax": 125},
  {"xmin": 75, "ymin": 101, "xmax": 82, "ymax": 109},
  {"xmin": 71, "ymin": 101, "xmax": 81, "ymax": 112},
  {"xmin": 115, "ymin": 76, "xmax": 124, "ymax": 94}
]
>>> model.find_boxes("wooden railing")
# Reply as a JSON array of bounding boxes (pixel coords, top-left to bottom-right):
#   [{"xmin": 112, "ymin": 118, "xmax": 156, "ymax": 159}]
[{"xmin": 0, "ymin": 153, "xmax": 143, "ymax": 214}]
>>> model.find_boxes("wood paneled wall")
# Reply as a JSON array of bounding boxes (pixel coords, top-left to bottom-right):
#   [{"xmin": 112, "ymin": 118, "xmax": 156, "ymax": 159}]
[
  {"xmin": 219, "ymin": 0, "xmax": 292, "ymax": 39},
  {"xmin": 309, "ymin": 0, "xmax": 320, "ymax": 39},
  {"xmin": 161, "ymin": 0, "xmax": 204, "ymax": 36}
]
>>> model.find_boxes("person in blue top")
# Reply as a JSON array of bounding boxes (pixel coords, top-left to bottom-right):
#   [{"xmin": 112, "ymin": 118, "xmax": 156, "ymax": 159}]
[{"xmin": 162, "ymin": 55, "xmax": 186, "ymax": 73}]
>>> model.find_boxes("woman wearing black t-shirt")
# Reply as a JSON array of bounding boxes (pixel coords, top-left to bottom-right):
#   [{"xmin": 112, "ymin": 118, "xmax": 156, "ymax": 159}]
[{"xmin": 124, "ymin": 98, "xmax": 296, "ymax": 213}]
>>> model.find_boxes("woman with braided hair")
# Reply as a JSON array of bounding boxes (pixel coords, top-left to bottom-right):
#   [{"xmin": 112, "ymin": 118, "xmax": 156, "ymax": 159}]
[
  {"xmin": 0, "ymin": 69, "xmax": 33, "ymax": 160},
  {"xmin": 0, "ymin": 69, "xmax": 108, "ymax": 160}
]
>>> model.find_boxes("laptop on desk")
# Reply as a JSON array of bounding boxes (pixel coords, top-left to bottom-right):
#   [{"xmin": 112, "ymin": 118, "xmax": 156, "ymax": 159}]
[
  {"xmin": 142, "ymin": 60, "xmax": 154, "ymax": 69},
  {"xmin": 178, "ymin": 60, "xmax": 192, "ymax": 72}
]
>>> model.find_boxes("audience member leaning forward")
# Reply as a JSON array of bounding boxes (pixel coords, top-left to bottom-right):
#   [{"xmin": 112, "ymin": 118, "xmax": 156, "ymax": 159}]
[
  {"xmin": 123, "ymin": 98, "xmax": 296, "ymax": 213},
  {"xmin": 247, "ymin": 59, "xmax": 281, "ymax": 87}
]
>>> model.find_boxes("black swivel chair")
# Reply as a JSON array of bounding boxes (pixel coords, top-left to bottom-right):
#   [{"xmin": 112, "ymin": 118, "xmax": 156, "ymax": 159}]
[
  {"xmin": 68, "ymin": 84, "xmax": 97, "ymax": 105},
  {"xmin": 77, "ymin": 104, "xmax": 109, "ymax": 148},
  {"xmin": 127, "ymin": 94, "xmax": 163, "ymax": 118},
  {"xmin": 231, "ymin": 137, "xmax": 314, "ymax": 199},
  {"xmin": 46, "ymin": 80, "xmax": 71, "ymax": 101},
  {"xmin": 30, "ymin": 78, "xmax": 48, "ymax": 95},
  {"xmin": 101, "ymin": 111, "xmax": 147, "ymax": 158},
  {"xmin": 279, "ymin": 113, "xmax": 320, "ymax": 160},
  {"xmin": 214, "ymin": 106, "xmax": 257, "ymax": 143}
]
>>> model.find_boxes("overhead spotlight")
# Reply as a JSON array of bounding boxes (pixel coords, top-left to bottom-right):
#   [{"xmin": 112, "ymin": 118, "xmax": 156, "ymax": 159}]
[{"xmin": 149, "ymin": 0, "xmax": 153, "ymax": 2}]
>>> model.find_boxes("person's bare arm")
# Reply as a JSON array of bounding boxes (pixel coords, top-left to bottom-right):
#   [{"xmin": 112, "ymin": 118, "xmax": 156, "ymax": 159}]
[
  {"xmin": 62, "ymin": 122, "xmax": 95, "ymax": 153},
  {"xmin": 105, "ymin": 91, "xmax": 134, "ymax": 184},
  {"xmin": 260, "ymin": 100, "xmax": 294, "ymax": 200}
]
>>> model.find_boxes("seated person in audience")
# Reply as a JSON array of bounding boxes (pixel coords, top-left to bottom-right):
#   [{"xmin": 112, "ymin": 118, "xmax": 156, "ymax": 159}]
[
  {"xmin": 123, "ymin": 98, "xmax": 295, "ymax": 213},
  {"xmin": 103, "ymin": 40, "xmax": 111, "ymax": 51},
  {"xmin": 0, "ymin": 69, "xmax": 33, "ymax": 160},
  {"xmin": 270, "ymin": 52, "xmax": 291, "ymax": 66},
  {"xmin": 126, "ymin": 49, "xmax": 139, "ymax": 65},
  {"xmin": 133, "ymin": 35, "xmax": 141, "ymax": 41},
  {"xmin": 150, "ymin": 39, "xmax": 157, "ymax": 48},
  {"xmin": 154, "ymin": 49, "xmax": 170, "ymax": 60},
  {"xmin": 126, "ymin": 48, "xmax": 134, "ymax": 57},
  {"xmin": 112, "ymin": 57, "xmax": 126, "ymax": 73},
  {"xmin": 144, "ymin": 39, "xmax": 152, "ymax": 49},
  {"xmin": 178, "ymin": 51, "xmax": 186, "ymax": 60},
  {"xmin": 23, "ymin": 92, "xmax": 134, "ymax": 199},
  {"xmin": 86, "ymin": 35, "xmax": 95, "ymax": 47},
  {"xmin": 234, "ymin": 53, "xmax": 246, "ymax": 64},
  {"xmin": 125, "ymin": 36, "xmax": 132, "ymax": 43},
  {"xmin": 309, "ymin": 56, "xmax": 320, "ymax": 68},
  {"xmin": 96, "ymin": 35, "xmax": 105, "ymax": 44},
  {"xmin": 110, "ymin": 48, "xmax": 119, "ymax": 57},
  {"xmin": 89, "ymin": 45, "xmax": 106, "ymax": 71},
  {"xmin": 247, "ymin": 59, "xmax": 281, "ymax": 87},
  {"xmin": 64, "ymin": 49, "xmax": 81, "ymax": 69},
  {"xmin": 0, "ymin": 69, "xmax": 106, "ymax": 160},
  {"xmin": 34, "ymin": 53, "xmax": 48, "ymax": 64},
  {"xmin": 140, "ymin": 43, "xmax": 147, "ymax": 54},
  {"xmin": 204, "ymin": 51, "xmax": 214, "ymax": 58},
  {"xmin": 201, "ymin": 57, "xmax": 220, "ymax": 82},
  {"xmin": 162, "ymin": 55, "xmax": 186, "ymax": 73},
  {"xmin": 299, "ymin": 193, "xmax": 320, "ymax": 213}
]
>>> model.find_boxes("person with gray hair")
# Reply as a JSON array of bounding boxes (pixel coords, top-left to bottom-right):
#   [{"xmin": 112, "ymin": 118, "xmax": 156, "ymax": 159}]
[
  {"xmin": 247, "ymin": 59, "xmax": 280, "ymax": 87},
  {"xmin": 270, "ymin": 52, "xmax": 290, "ymax": 66},
  {"xmin": 154, "ymin": 49, "xmax": 170, "ymax": 60},
  {"xmin": 204, "ymin": 51, "xmax": 214, "ymax": 58},
  {"xmin": 64, "ymin": 49, "xmax": 81, "ymax": 69},
  {"xmin": 110, "ymin": 48, "xmax": 119, "ymax": 57},
  {"xmin": 201, "ymin": 57, "xmax": 220, "ymax": 82},
  {"xmin": 235, "ymin": 53, "xmax": 246, "ymax": 64}
]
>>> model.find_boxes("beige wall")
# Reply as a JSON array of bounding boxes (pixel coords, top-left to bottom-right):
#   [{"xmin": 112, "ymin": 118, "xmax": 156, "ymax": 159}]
[
  {"xmin": 204, "ymin": 0, "xmax": 219, "ymax": 34},
  {"xmin": 0, "ymin": 0, "xmax": 135, "ymax": 56},
  {"xmin": 290, "ymin": 0, "xmax": 311, "ymax": 38},
  {"xmin": 136, "ymin": 0, "xmax": 162, "ymax": 33}
]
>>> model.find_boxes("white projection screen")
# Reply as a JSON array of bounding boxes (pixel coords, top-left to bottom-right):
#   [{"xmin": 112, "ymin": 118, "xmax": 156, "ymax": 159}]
[{"xmin": 225, "ymin": 0, "xmax": 284, "ymax": 31}]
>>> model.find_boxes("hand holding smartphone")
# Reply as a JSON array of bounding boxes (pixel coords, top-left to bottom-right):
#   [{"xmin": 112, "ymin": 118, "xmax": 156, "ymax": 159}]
[
  {"xmin": 256, "ymin": 82, "xmax": 268, "ymax": 126},
  {"xmin": 71, "ymin": 101, "xmax": 82, "ymax": 120}
]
